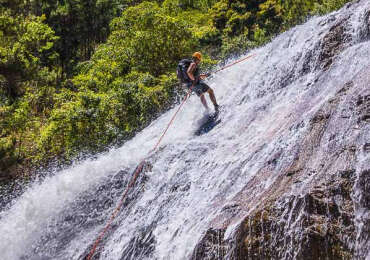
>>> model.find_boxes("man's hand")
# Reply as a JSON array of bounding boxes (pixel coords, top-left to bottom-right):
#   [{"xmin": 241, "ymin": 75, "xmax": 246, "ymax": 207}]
[{"xmin": 200, "ymin": 73, "xmax": 211, "ymax": 80}]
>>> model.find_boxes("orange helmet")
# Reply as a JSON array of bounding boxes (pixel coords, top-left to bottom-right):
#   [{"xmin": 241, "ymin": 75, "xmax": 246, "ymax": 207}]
[{"xmin": 192, "ymin": 52, "xmax": 202, "ymax": 61}]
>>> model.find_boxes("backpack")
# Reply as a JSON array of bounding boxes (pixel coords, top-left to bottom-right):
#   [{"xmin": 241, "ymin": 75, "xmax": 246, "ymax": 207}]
[{"xmin": 176, "ymin": 59, "xmax": 192, "ymax": 83}]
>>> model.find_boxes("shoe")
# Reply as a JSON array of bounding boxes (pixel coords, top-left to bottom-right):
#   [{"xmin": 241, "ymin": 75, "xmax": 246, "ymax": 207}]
[{"xmin": 214, "ymin": 104, "xmax": 219, "ymax": 113}]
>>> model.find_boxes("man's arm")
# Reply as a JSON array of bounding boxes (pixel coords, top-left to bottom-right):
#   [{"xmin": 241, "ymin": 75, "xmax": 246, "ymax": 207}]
[{"xmin": 187, "ymin": 62, "xmax": 196, "ymax": 82}]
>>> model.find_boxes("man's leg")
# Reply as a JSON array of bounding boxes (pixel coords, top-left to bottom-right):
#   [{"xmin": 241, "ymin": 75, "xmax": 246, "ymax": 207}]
[
  {"xmin": 200, "ymin": 94, "xmax": 209, "ymax": 110},
  {"xmin": 207, "ymin": 88, "xmax": 219, "ymax": 108}
]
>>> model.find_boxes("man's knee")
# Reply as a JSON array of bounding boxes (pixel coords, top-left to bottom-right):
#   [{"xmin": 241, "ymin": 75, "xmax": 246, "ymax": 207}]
[{"xmin": 207, "ymin": 88, "xmax": 214, "ymax": 94}]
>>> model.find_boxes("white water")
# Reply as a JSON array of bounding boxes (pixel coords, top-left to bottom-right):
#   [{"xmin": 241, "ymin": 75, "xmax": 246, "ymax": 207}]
[{"xmin": 1, "ymin": 1, "xmax": 370, "ymax": 259}]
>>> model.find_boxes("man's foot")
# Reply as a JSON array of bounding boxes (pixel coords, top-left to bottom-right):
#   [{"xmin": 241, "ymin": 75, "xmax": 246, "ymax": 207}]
[{"xmin": 214, "ymin": 104, "xmax": 220, "ymax": 113}]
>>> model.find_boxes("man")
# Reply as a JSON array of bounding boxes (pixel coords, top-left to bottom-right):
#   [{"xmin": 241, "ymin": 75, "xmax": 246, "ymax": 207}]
[{"xmin": 182, "ymin": 52, "xmax": 219, "ymax": 113}]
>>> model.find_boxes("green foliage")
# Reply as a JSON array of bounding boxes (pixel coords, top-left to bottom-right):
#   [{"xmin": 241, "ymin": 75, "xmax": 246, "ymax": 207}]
[
  {"xmin": 41, "ymin": 0, "xmax": 124, "ymax": 75},
  {"xmin": 162, "ymin": 1, "xmax": 221, "ymax": 56},
  {"xmin": 220, "ymin": 33, "xmax": 255, "ymax": 58},
  {"xmin": 0, "ymin": 135, "xmax": 17, "ymax": 171},
  {"xmin": 36, "ymin": 0, "xmax": 193, "ymax": 160},
  {"xmin": 0, "ymin": 11, "xmax": 58, "ymax": 99},
  {"xmin": 0, "ymin": 0, "xmax": 355, "ymax": 177},
  {"xmin": 163, "ymin": 0, "xmax": 217, "ymax": 11},
  {"xmin": 1, "ymin": 0, "xmax": 125, "ymax": 76},
  {"xmin": 253, "ymin": 25, "xmax": 269, "ymax": 45},
  {"xmin": 256, "ymin": 0, "xmax": 283, "ymax": 32},
  {"xmin": 312, "ymin": 0, "xmax": 352, "ymax": 14},
  {"xmin": 37, "ymin": 90, "xmax": 114, "ymax": 159},
  {"xmin": 0, "ymin": 8, "xmax": 59, "ymax": 172},
  {"xmin": 207, "ymin": 0, "xmax": 352, "ymax": 59},
  {"xmin": 107, "ymin": 2, "xmax": 196, "ymax": 76},
  {"xmin": 0, "ymin": 97, "xmax": 36, "ymax": 169},
  {"xmin": 37, "ymin": 73, "xmax": 177, "ymax": 161}
]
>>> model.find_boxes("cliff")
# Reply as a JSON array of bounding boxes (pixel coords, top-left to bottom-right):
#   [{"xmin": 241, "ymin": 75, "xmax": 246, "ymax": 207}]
[{"xmin": 0, "ymin": 1, "xmax": 369, "ymax": 259}]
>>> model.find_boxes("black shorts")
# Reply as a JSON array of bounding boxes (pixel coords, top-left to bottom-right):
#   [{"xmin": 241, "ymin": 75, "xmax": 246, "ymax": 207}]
[{"xmin": 185, "ymin": 81, "xmax": 210, "ymax": 96}]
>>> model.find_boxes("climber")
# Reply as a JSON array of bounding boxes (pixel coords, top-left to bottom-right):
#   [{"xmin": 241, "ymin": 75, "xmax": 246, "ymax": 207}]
[{"xmin": 177, "ymin": 52, "xmax": 219, "ymax": 113}]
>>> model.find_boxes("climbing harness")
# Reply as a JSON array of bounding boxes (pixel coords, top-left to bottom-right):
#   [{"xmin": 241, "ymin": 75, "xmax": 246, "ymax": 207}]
[{"xmin": 86, "ymin": 53, "xmax": 256, "ymax": 259}]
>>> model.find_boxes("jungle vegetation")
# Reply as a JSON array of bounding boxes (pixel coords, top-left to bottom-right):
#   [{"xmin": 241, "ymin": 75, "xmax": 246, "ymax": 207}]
[{"xmin": 0, "ymin": 0, "xmax": 353, "ymax": 179}]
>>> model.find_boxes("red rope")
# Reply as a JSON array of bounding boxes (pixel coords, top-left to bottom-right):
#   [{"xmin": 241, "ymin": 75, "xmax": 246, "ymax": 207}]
[
  {"xmin": 86, "ymin": 162, "xmax": 145, "ymax": 260},
  {"xmin": 86, "ymin": 53, "xmax": 256, "ymax": 259},
  {"xmin": 86, "ymin": 88, "xmax": 193, "ymax": 260},
  {"xmin": 213, "ymin": 53, "xmax": 257, "ymax": 74},
  {"xmin": 150, "ymin": 88, "xmax": 193, "ymax": 153}
]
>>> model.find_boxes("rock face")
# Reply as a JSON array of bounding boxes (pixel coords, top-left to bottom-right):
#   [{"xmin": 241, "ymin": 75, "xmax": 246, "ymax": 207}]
[
  {"xmin": 192, "ymin": 70, "xmax": 370, "ymax": 260},
  {"xmin": 191, "ymin": 2, "xmax": 370, "ymax": 260},
  {"xmin": 1, "ymin": 1, "xmax": 370, "ymax": 260}
]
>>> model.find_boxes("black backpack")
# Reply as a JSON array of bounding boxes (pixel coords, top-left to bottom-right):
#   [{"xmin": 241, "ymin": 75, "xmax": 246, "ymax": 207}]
[{"xmin": 176, "ymin": 59, "xmax": 192, "ymax": 83}]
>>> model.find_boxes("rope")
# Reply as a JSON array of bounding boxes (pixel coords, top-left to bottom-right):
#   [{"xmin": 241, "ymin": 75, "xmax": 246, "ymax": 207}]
[
  {"xmin": 86, "ymin": 162, "xmax": 145, "ymax": 260},
  {"xmin": 86, "ymin": 53, "xmax": 256, "ymax": 259},
  {"xmin": 213, "ymin": 53, "xmax": 257, "ymax": 74},
  {"xmin": 86, "ymin": 88, "xmax": 193, "ymax": 260}
]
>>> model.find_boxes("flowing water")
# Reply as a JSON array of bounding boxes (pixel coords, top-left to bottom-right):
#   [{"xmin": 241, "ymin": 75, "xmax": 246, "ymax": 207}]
[{"xmin": 1, "ymin": 1, "xmax": 370, "ymax": 259}]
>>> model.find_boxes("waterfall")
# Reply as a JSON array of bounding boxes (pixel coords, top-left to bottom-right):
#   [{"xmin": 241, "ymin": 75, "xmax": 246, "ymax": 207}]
[{"xmin": 1, "ymin": 1, "xmax": 369, "ymax": 259}]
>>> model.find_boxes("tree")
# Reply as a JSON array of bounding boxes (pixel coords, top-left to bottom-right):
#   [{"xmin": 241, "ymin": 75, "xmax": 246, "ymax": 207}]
[
  {"xmin": 0, "ymin": 10, "xmax": 58, "ymax": 100},
  {"xmin": 107, "ymin": 1, "xmax": 196, "ymax": 77}
]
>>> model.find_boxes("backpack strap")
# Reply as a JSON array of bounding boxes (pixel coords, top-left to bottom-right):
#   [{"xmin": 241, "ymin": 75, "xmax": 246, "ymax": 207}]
[{"xmin": 177, "ymin": 59, "xmax": 193, "ymax": 83}]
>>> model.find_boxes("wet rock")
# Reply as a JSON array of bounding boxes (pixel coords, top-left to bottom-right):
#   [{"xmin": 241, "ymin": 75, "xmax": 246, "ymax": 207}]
[
  {"xmin": 170, "ymin": 182, "xmax": 191, "ymax": 193},
  {"xmin": 3, "ymin": 1, "xmax": 370, "ymax": 259},
  {"xmin": 364, "ymin": 143, "xmax": 370, "ymax": 153},
  {"xmin": 358, "ymin": 10, "xmax": 370, "ymax": 41},
  {"xmin": 192, "ymin": 64, "xmax": 370, "ymax": 259},
  {"xmin": 119, "ymin": 226, "xmax": 156, "ymax": 260},
  {"xmin": 191, "ymin": 228, "xmax": 228, "ymax": 260},
  {"xmin": 356, "ymin": 94, "xmax": 370, "ymax": 124},
  {"xmin": 354, "ymin": 170, "xmax": 370, "ymax": 258},
  {"xmin": 194, "ymin": 171, "xmax": 356, "ymax": 259},
  {"xmin": 21, "ymin": 165, "xmax": 150, "ymax": 260},
  {"xmin": 317, "ymin": 18, "xmax": 351, "ymax": 70}
]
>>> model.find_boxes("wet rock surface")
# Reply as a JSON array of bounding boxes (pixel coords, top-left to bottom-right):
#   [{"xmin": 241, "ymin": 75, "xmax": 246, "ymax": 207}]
[
  {"xmin": 317, "ymin": 17, "xmax": 351, "ymax": 70},
  {"xmin": 20, "ymin": 164, "xmax": 150, "ymax": 260},
  {"xmin": 234, "ymin": 170, "xmax": 356, "ymax": 260},
  {"xmin": 2, "ymin": 1, "xmax": 370, "ymax": 260},
  {"xmin": 193, "ymin": 71, "xmax": 370, "ymax": 260},
  {"xmin": 192, "ymin": 3, "xmax": 370, "ymax": 259}
]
